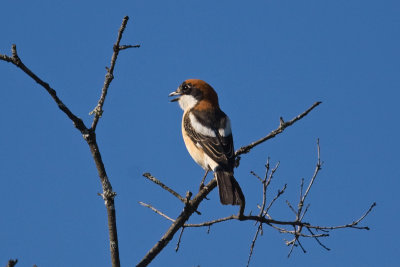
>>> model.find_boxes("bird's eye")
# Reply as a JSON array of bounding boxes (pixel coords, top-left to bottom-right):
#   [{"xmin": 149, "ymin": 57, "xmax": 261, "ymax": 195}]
[{"xmin": 182, "ymin": 84, "xmax": 190, "ymax": 93}]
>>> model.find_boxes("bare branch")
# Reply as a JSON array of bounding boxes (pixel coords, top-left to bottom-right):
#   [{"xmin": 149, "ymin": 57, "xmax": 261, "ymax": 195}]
[
  {"xmin": 306, "ymin": 227, "xmax": 331, "ymax": 251},
  {"xmin": 0, "ymin": 16, "xmax": 136, "ymax": 267},
  {"xmin": 296, "ymin": 237, "xmax": 307, "ymax": 254},
  {"xmin": 250, "ymin": 171, "xmax": 263, "ymax": 183},
  {"xmin": 265, "ymin": 184, "xmax": 287, "ymax": 214},
  {"xmin": 199, "ymin": 170, "xmax": 210, "ymax": 192},
  {"xmin": 286, "ymin": 200, "xmax": 297, "ymax": 215},
  {"xmin": 138, "ymin": 103, "xmax": 322, "ymax": 266},
  {"xmin": 270, "ymin": 223, "xmax": 329, "ymax": 238},
  {"xmin": 184, "ymin": 215, "xmax": 236, "ymax": 227},
  {"xmin": 139, "ymin": 202, "xmax": 175, "ymax": 222},
  {"xmin": 142, "ymin": 173, "xmax": 185, "ymax": 203},
  {"xmin": 298, "ymin": 138, "xmax": 322, "ymax": 219},
  {"xmin": 300, "ymin": 204, "xmax": 311, "ymax": 221},
  {"xmin": 307, "ymin": 202, "xmax": 376, "ymax": 231},
  {"xmin": 299, "ymin": 178, "xmax": 304, "ymax": 203},
  {"xmin": 259, "ymin": 161, "xmax": 280, "ymax": 215},
  {"xmin": 175, "ymin": 227, "xmax": 185, "ymax": 252},
  {"xmin": 184, "ymin": 214, "xmax": 302, "ymax": 228},
  {"xmin": 247, "ymin": 224, "xmax": 262, "ymax": 267},
  {"xmin": 287, "ymin": 238, "xmax": 297, "ymax": 257},
  {"xmin": 235, "ymin": 101, "xmax": 322, "ymax": 157},
  {"xmin": 138, "ymin": 102, "xmax": 375, "ymax": 265},
  {"xmin": 137, "ymin": 178, "xmax": 218, "ymax": 267},
  {"xmin": 0, "ymin": 45, "xmax": 87, "ymax": 132},
  {"xmin": 119, "ymin": 44, "xmax": 141, "ymax": 50},
  {"xmin": 90, "ymin": 16, "xmax": 134, "ymax": 131}
]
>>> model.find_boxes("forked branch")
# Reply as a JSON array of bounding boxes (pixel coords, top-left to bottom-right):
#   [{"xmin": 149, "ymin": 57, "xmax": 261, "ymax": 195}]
[
  {"xmin": 140, "ymin": 137, "xmax": 375, "ymax": 266},
  {"xmin": 0, "ymin": 16, "xmax": 138, "ymax": 267},
  {"xmin": 138, "ymin": 102, "xmax": 325, "ymax": 266}
]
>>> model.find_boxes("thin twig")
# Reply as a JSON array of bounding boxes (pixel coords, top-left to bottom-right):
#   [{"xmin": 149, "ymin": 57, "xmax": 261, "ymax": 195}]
[
  {"xmin": 300, "ymin": 204, "xmax": 311, "ymax": 221},
  {"xmin": 296, "ymin": 237, "xmax": 307, "ymax": 254},
  {"xmin": 265, "ymin": 184, "xmax": 287, "ymax": 214},
  {"xmin": 287, "ymin": 239, "xmax": 296, "ymax": 257},
  {"xmin": 119, "ymin": 44, "xmax": 141, "ymax": 50},
  {"xmin": 250, "ymin": 171, "xmax": 263, "ymax": 183},
  {"xmin": 185, "ymin": 215, "xmax": 236, "ymax": 227},
  {"xmin": 143, "ymin": 173, "xmax": 185, "ymax": 203},
  {"xmin": 0, "ymin": 45, "xmax": 87, "ymax": 132},
  {"xmin": 298, "ymin": 139, "xmax": 322, "ymax": 219},
  {"xmin": 199, "ymin": 170, "xmax": 209, "ymax": 191},
  {"xmin": 306, "ymin": 227, "xmax": 331, "ymax": 251},
  {"xmin": 90, "ymin": 16, "xmax": 136, "ymax": 131},
  {"xmin": 247, "ymin": 224, "xmax": 262, "ymax": 267},
  {"xmin": 299, "ymin": 178, "xmax": 304, "ymax": 203},
  {"xmin": 175, "ymin": 227, "xmax": 185, "ymax": 252},
  {"xmin": 270, "ymin": 223, "xmax": 329, "ymax": 238},
  {"xmin": 308, "ymin": 202, "xmax": 376, "ymax": 230},
  {"xmin": 139, "ymin": 202, "xmax": 175, "ymax": 222},
  {"xmin": 286, "ymin": 200, "xmax": 297, "ymax": 215},
  {"xmin": 287, "ymin": 226, "xmax": 306, "ymax": 258},
  {"xmin": 235, "ymin": 102, "xmax": 322, "ymax": 157},
  {"xmin": 260, "ymin": 161, "xmax": 280, "ymax": 215}
]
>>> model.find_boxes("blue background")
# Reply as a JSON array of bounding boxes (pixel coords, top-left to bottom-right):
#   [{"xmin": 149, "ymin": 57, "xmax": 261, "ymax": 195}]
[{"xmin": 1, "ymin": 1, "xmax": 398, "ymax": 266}]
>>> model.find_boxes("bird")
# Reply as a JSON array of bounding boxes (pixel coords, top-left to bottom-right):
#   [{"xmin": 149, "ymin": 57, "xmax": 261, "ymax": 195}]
[{"xmin": 169, "ymin": 79, "xmax": 245, "ymax": 208}]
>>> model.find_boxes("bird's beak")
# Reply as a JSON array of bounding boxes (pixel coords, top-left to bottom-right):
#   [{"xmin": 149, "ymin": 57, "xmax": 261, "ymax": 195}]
[{"xmin": 169, "ymin": 90, "xmax": 181, "ymax": 102}]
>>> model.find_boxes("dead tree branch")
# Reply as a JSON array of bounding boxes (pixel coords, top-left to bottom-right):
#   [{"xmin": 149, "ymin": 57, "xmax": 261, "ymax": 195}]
[
  {"xmin": 138, "ymin": 103, "xmax": 323, "ymax": 266},
  {"xmin": 140, "ymin": 136, "xmax": 375, "ymax": 266},
  {"xmin": 0, "ymin": 16, "xmax": 137, "ymax": 267},
  {"xmin": 119, "ymin": 44, "xmax": 141, "ymax": 50},
  {"xmin": 137, "ymin": 178, "xmax": 218, "ymax": 267},
  {"xmin": 139, "ymin": 201, "xmax": 175, "ymax": 223},
  {"xmin": 143, "ymin": 173, "xmax": 185, "ymax": 203},
  {"xmin": 90, "ymin": 16, "xmax": 139, "ymax": 131},
  {"xmin": 235, "ymin": 101, "xmax": 322, "ymax": 158}
]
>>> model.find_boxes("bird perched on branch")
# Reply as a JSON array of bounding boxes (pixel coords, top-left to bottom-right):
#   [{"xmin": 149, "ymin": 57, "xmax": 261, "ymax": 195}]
[{"xmin": 169, "ymin": 79, "xmax": 245, "ymax": 209}]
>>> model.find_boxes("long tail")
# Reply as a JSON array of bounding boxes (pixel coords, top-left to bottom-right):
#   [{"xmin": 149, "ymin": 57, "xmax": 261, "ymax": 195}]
[{"xmin": 215, "ymin": 171, "xmax": 245, "ymax": 206}]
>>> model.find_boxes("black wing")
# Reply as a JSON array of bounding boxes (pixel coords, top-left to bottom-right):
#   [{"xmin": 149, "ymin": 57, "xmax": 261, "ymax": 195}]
[{"xmin": 184, "ymin": 110, "xmax": 234, "ymax": 171}]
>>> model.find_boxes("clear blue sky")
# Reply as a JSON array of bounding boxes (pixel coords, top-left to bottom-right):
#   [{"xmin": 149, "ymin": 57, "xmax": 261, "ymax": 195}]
[{"xmin": 1, "ymin": 1, "xmax": 398, "ymax": 266}]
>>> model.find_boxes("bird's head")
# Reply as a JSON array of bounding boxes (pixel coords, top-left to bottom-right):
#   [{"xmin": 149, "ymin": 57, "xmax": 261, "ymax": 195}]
[{"xmin": 169, "ymin": 79, "xmax": 219, "ymax": 111}]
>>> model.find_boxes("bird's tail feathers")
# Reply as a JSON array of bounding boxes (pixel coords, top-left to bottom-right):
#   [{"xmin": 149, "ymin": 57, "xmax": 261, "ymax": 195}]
[{"xmin": 215, "ymin": 171, "xmax": 245, "ymax": 206}]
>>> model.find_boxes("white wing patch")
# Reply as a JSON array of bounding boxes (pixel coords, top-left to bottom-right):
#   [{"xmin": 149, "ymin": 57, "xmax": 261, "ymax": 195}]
[
  {"xmin": 189, "ymin": 113, "xmax": 216, "ymax": 137},
  {"xmin": 218, "ymin": 117, "xmax": 232, "ymax": 137}
]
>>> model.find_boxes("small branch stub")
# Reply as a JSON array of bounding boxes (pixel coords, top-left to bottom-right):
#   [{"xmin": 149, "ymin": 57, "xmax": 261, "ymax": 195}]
[{"xmin": 7, "ymin": 259, "xmax": 18, "ymax": 267}]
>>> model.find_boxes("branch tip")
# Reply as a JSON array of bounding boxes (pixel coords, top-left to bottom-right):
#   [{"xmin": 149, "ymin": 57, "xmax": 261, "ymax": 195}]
[
  {"xmin": 235, "ymin": 101, "xmax": 322, "ymax": 157},
  {"xmin": 7, "ymin": 259, "xmax": 18, "ymax": 267}
]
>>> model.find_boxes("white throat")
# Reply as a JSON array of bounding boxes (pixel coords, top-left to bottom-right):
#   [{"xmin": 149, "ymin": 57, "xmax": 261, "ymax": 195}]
[{"xmin": 178, "ymin": 95, "xmax": 198, "ymax": 111}]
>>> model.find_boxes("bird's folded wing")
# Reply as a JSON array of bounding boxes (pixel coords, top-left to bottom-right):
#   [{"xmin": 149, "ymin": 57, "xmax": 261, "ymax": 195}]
[{"xmin": 184, "ymin": 112, "xmax": 234, "ymax": 169}]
